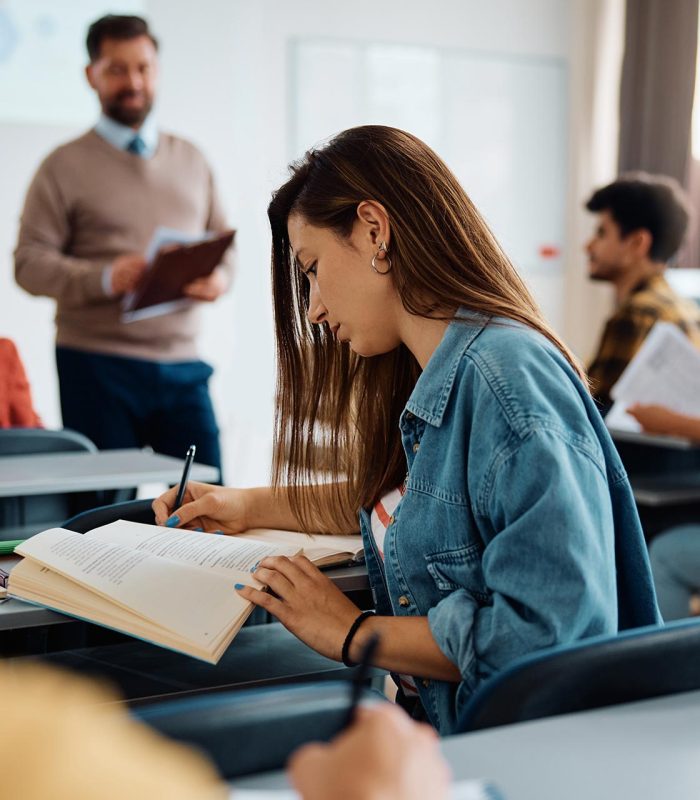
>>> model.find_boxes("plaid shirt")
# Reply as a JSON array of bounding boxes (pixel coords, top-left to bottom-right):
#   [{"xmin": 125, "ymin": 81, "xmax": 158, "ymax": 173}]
[{"xmin": 588, "ymin": 273, "xmax": 700, "ymax": 409}]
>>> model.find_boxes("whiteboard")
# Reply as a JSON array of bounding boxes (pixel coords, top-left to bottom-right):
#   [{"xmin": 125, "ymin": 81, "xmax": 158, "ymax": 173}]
[{"xmin": 290, "ymin": 39, "xmax": 567, "ymax": 279}]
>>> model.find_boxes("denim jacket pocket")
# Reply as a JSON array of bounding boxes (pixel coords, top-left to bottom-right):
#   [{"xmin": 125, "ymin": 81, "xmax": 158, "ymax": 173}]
[{"xmin": 424, "ymin": 544, "xmax": 490, "ymax": 603}]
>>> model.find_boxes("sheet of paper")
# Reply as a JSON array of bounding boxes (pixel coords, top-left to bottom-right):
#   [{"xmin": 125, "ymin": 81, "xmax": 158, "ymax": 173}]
[
  {"xmin": 606, "ymin": 321, "xmax": 700, "ymax": 432},
  {"xmin": 121, "ymin": 226, "xmax": 211, "ymax": 322},
  {"xmin": 229, "ymin": 779, "xmax": 503, "ymax": 800}
]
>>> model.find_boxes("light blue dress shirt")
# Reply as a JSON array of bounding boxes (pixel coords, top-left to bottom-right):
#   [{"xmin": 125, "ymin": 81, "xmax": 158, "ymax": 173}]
[
  {"xmin": 94, "ymin": 112, "xmax": 159, "ymax": 158},
  {"xmin": 93, "ymin": 114, "xmax": 159, "ymax": 294}
]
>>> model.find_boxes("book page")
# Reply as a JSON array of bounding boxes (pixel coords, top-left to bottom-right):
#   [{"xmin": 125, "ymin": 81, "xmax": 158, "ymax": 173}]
[
  {"xmin": 85, "ymin": 521, "xmax": 298, "ymax": 575},
  {"xmin": 14, "ymin": 529, "xmax": 253, "ymax": 646},
  {"xmin": 236, "ymin": 528, "xmax": 364, "ymax": 564},
  {"xmin": 607, "ymin": 322, "xmax": 700, "ymax": 432}
]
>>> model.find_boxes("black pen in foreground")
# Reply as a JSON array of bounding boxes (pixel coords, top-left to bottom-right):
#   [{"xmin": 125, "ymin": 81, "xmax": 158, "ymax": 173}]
[
  {"xmin": 173, "ymin": 444, "xmax": 196, "ymax": 511},
  {"xmin": 342, "ymin": 632, "xmax": 380, "ymax": 729}
]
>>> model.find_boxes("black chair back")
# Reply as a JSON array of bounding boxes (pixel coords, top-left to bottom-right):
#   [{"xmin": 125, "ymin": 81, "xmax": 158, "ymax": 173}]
[
  {"xmin": 63, "ymin": 498, "xmax": 155, "ymax": 532},
  {"xmin": 135, "ymin": 680, "xmax": 383, "ymax": 778},
  {"xmin": 459, "ymin": 619, "xmax": 700, "ymax": 732},
  {"xmin": 0, "ymin": 427, "xmax": 96, "ymax": 456},
  {"xmin": 0, "ymin": 428, "xmax": 101, "ymax": 539}
]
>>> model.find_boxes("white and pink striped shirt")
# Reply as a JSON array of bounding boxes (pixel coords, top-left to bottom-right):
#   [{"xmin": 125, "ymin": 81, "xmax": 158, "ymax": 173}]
[{"xmin": 370, "ymin": 485, "xmax": 419, "ymax": 698}]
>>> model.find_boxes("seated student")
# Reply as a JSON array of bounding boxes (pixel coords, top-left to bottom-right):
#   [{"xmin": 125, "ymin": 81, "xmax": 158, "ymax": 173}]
[
  {"xmin": 628, "ymin": 403, "xmax": 700, "ymax": 620},
  {"xmin": 156, "ymin": 125, "xmax": 660, "ymax": 735},
  {"xmin": 648, "ymin": 524, "xmax": 700, "ymax": 620},
  {"xmin": 0, "ymin": 338, "xmax": 42, "ymax": 428},
  {"xmin": 0, "ymin": 661, "xmax": 449, "ymax": 800},
  {"xmin": 584, "ymin": 173, "xmax": 700, "ymax": 410}
]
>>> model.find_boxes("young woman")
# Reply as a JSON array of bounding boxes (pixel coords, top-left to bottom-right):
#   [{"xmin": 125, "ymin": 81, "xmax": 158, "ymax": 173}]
[{"xmin": 154, "ymin": 126, "xmax": 660, "ymax": 734}]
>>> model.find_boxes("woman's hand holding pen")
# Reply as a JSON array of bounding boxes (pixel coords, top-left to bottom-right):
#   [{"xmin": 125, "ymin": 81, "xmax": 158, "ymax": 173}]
[
  {"xmin": 237, "ymin": 555, "xmax": 361, "ymax": 661},
  {"xmin": 152, "ymin": 482, "xmax": 250, "ymax": 533}
]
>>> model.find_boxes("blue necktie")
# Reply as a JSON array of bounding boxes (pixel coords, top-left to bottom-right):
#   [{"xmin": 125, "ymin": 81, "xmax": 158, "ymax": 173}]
[{"xmin": 127, "ymin": 135, "xmax": 147, "ymax": 156}]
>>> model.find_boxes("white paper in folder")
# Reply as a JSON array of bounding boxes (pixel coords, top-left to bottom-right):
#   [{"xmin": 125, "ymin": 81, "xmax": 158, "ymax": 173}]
[{"xmin": 605, "ymin": 322, "xmax": 700, "ymax": 432}]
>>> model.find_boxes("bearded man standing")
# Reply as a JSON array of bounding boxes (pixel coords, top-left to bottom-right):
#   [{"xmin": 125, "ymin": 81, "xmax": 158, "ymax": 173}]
[{"xmin": 15, "ymin": 15, "xmax": 231, "ymax": 476}]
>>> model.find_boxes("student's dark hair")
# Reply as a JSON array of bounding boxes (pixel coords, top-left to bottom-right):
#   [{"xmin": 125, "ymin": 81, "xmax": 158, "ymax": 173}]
[
  {"xmin": 585, "ymin": 173, "xmax": 692, "ymax": 262},
  {"xmin": 86, "ymin": 15, "xmax": 158, "ymax": 62},
  {"xmin": 268, "ymin": 125, "xmax": 586, "ymax": 531}
]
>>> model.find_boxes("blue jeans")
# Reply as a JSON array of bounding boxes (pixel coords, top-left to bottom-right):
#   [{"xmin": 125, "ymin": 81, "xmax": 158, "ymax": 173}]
[
  {"xmin": 56, "ymin": 347, "xmax": 222, "ymax": 478},
  {"xmin": 649, "ymin": 525, "xmax": 700, "ymax": 620}
]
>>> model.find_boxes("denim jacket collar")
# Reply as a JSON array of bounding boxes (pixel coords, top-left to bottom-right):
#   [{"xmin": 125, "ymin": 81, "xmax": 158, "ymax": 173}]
[{"xmin": 404, "ymin": 310, "xmax": 488, "ymax": 427}]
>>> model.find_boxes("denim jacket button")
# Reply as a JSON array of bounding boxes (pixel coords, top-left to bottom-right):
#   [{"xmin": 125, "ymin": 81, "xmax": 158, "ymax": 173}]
[
  {"xmin": 406, "ymin": 411, "xmax": 414, "ymax": 420},
  {"xmin": 398, "ymin": 595, "xmax": 410, "ymax": 607},
  {"xmin": 422, "ymin": 678, "xmax": 431, "ymax": 688},
  {"xmin": 412, "ymin": 442, "xmax": 420, "ymax": 453}
]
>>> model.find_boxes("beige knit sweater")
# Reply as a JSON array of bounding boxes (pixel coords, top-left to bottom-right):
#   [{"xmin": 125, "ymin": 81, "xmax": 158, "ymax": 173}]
[{"xmin": 15, "ymin": 130, "xmax": 233, "ymax": 362}]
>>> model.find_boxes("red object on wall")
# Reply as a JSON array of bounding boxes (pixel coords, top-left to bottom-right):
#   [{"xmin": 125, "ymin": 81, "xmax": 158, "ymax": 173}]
[{"xmin": 538, "ymin": 245, "xmax": 561, "ymax": 259}]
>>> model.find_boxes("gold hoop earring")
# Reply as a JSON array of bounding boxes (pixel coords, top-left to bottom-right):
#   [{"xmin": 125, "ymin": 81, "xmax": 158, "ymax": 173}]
[{"xmin": 371, "ymin": 241, "xmax": 392, "ymax": 274}]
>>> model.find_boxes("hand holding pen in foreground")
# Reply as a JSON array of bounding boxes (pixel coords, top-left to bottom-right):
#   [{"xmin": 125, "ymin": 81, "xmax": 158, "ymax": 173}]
[{"xmin": 288, "ymin": 703, "xmax": 451, "ymax": 800}]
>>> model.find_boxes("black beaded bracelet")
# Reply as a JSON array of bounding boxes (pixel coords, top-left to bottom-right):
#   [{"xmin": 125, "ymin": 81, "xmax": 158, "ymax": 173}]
[{"xmin": 341, "ymin": 610, "xmax": 376, "ymax": 667}]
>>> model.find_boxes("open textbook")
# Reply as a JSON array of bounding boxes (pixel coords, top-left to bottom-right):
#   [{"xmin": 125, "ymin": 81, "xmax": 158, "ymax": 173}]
[
  {"xmin": 605, "ymin": 321, "xmax": 700, "ymax": 438},
  {"xmin": 8, "ymin": 521, "xmax": 363, "ymax": 663},
  {"xmin": 235, "ymin": 528, "xmax": 364, "ymax": 567}
]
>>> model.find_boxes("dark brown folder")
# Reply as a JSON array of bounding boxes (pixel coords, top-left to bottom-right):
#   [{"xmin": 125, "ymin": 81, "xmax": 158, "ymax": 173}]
[{"xmin": 122, "ymin": 229, "xmax": 235, "ymax": 318}]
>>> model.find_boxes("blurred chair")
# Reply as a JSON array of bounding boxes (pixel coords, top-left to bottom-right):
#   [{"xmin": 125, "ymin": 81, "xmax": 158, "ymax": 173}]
[
  {"xmin": 134, "ymin": 680, "xmax": 384, "ymax": 778},
  {"xmin": 0, "ymin": 427, "xmax": 106, "ymax": 540},
  {"xmin": 458, "ymin": 618, "xmax": 700, "ymax": 732},
  {"xmin": 63, "ymin": 497, "xmax": 155, "ymax": 532},
  {"xmin": 0, "ymin": 426, "xmax": 96, "ymax": 456},
  {"xmin": 612, "ymin": 438, "xmax": 700, "ymax": 539}
]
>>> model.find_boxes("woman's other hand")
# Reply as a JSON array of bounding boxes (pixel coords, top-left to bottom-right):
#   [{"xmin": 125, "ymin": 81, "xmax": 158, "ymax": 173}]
[{"xmin": 236, "ymin": 555, "xmax": 360, "ymax": 661}]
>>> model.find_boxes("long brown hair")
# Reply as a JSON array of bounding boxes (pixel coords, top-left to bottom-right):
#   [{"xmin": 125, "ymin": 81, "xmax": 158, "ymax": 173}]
[{"xmin": 268, "ymin": 125, "xmax": 584, "ymax": 531}]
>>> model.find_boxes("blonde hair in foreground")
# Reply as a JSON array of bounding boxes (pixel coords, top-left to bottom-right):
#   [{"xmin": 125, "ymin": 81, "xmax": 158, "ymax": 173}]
[
  {"xmin": 0, "ymin": 662, "xmax": 226, "ymax": 800},
  {"xmin": 267, "ymin": 125, "xmax": 584, "ymax": 531}
]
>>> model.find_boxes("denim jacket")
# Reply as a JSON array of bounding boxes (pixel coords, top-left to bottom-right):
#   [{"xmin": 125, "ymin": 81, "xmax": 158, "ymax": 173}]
[{"xmin": 359, "ymin": 312, "xmax": 661, "ymax": 735}]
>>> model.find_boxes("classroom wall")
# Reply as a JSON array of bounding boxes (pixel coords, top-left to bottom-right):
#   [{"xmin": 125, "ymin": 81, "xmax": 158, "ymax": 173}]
[{"xmin": 0, "ymin": 0, "xmax": 622, "ymax": 484}]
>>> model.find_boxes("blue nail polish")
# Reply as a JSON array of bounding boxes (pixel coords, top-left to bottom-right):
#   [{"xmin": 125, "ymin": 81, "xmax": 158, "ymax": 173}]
[
  {"xmin": 250, "ymin": 560, "xmax": 260, "ymax": 573},
  {"xmin": 214, "ymin": 530, "xmax": 225, "ymax": 535},
  {"xmin": 194, "ymin": 527, "xmax": 204, "ymax": 532},
  {"xmin": 234, "ymin": 583, "xmax": 245, "ymax": 590},
  {"xmin": 166, "ymin": 515, "xmax": 180, "ymax": 528}
]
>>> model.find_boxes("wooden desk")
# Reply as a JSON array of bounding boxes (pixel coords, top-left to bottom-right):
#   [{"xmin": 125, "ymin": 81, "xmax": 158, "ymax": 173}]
[
  {"xmin": 0, "ymin": 449, "xmax": 219, "ymax": 497},
  {"xmin": 236, "ymin": 689, "xmax": 700, "ymax": 798}
]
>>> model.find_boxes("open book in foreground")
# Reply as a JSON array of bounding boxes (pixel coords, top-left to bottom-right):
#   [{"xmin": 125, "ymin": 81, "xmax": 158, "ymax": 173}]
[{"xmin": 8, "ymin": 521, "xmax": 362, "ymax": 663}]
